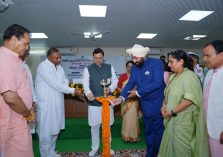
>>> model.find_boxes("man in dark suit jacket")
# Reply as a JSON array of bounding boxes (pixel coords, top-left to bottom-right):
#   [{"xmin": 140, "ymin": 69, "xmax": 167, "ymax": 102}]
[{"xmin": 112, "ymin": 44, "xmax": 165, "ymax": 157}]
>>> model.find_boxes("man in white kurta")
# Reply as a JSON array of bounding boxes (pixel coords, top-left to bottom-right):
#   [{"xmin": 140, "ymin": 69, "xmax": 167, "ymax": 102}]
[
  {"xmin": 24, "ymin": 63, "xmax": 37, "ymax": 133},
  {"xmin": 35, "ymin": 48, "xmax": 83, "ymax": 157},
  {"xmin": 21, "ymin": 47, "xmax": 37, "ymax": 134},
  {"xmin": 83, "ymin": 48, "xmax": 118, "ymax": 156},
  {"xmin": 203, "ymin": 40, "xmax": 223, "ymax": 157}
]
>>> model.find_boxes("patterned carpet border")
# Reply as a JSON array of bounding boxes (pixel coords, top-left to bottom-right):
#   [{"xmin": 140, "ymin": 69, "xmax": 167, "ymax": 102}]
[{"xmin": 60, "ymin": 149, "xmax": 146, "ymax": 157}]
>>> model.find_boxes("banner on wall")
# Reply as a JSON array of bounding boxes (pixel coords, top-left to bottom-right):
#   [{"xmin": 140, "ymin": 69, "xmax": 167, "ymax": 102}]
[
  {"xmin": 60, "ymin": 55, "xmax": 125, "ymax": 83},
  {"xmin": 60, "ymin": 56, "xmax": 91, "ymax": 82}
]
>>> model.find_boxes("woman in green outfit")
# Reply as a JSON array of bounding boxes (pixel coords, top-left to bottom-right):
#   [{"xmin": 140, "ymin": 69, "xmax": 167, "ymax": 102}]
[{"xmin": 158, "ymin": 50, "xmax": 210, "ymax": 157}]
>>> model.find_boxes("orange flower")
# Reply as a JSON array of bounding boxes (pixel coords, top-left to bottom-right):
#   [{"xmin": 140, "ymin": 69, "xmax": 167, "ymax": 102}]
[{"xmin": 96, "ymin": 96, "xmax": 115, "ymax": 157}]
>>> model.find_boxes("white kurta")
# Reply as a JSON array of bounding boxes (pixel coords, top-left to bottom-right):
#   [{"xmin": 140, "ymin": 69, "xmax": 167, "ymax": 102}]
[
  {"xmin": 194, "ymin": 64, "xmax": 204, "ymax": 83},
  {"xmin": 203, "ymin": 67, "xmax": 223, "ymax": 140},
  {"xmin": 24, "ymin": 63, "xmax": 37, "ymax": 102},
  {"xmin": 35, "ymin": 59, "xmax": 74, "ymax": 135},
  {"xmin": 23, "ymin": 63, "xmax": 37, "ymax": 133},
  {"xmin": 83, "ymin": 66, "xmax": 118, "ymax": 126}
]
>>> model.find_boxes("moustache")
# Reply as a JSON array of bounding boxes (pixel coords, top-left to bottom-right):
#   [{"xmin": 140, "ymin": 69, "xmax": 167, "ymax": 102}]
[{"xmin": 134, "ymin": 61, "xmax": 144, "ymax": 67}]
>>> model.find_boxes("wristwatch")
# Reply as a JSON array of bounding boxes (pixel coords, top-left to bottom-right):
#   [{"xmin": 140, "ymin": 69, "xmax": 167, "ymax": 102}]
[{"xmin": 171, "ymin": 110, "xmax": 177, "ymax": 117}]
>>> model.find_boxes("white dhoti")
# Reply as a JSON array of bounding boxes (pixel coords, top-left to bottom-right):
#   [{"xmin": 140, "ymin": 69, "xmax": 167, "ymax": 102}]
[
  {"xmin": 88, "ymin": 105, "xmax": 114, "ymax": 126},
  {"xmin": 88, "ymin": 105, "xmax": 114, "ymax": 153}
]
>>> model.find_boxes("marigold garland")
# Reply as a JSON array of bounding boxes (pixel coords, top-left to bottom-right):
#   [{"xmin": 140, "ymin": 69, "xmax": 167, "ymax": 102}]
[{"xmin": 96, "ymin": 96, "xmax": 115, "ymax": 157}]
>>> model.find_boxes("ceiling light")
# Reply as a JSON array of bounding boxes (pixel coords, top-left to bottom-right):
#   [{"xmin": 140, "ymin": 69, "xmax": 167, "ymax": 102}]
[
  {"xmin": 30, "ymin": 33, "xmax": 48, "ymax": 39},
  {"xmin": 79, "ymin": 5, "xmax": 107, "ymax": 17},
  {"xmin": 184, "ymin": 35, "xmax": 207, "ymax": 40},
  {"xmin": 137, "ymin": 33, "xmax": 157, "ymax": 39},
  {"xmin": 179, "ymin": 10, "xmax": 214, "ymax": 21},
  {"xmin": 84, "ymin": 32, "xmax": 102, "ymax": 38},
  {"xmin": 193, "ymin": 35, "xmax": 207, "ymax": 38},
  {"xmin": 184, "ymin": 37, "xmax": 199, "ymax": 40}
]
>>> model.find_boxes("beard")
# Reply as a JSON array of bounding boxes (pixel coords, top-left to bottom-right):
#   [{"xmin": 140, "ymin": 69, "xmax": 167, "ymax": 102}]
[{"xmin": 134, "ymin": 60, "xmax": 145, "ymax": 67}]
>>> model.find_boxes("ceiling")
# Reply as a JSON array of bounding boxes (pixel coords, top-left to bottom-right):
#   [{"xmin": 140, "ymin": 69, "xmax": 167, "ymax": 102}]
[{"xmin": 0, "ymin": 0, "xmax": 223, "ymax": 49}]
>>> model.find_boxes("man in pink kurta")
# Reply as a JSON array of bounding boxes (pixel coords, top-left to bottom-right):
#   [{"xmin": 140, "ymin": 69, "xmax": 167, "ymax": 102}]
[
  {"xmin": 0, "ymin": 24, "xmax": 34, "ymax": 157},
  {"xmin": 203, "ymin": 40, "xmax": 223, "ymax": 157}
]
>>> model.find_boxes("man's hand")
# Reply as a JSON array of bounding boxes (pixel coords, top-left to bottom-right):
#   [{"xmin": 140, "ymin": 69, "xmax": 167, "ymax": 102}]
[
  {"xmin": 86, "ymin": 93, "xmax": 95, "ymax": 101},
  {"xmin": 74, "ymin": 89, "xmax": 84, "ymax": 98},
  {"xmin": 127, "ymin": 89, "xmax": 137, "ymax": 98},
  {"xmin": 29, "ymin": 111, "xmax": 36, "ymax": 123},
  {"xmin": 25, "ymin": 108, "xmax": 36, "ymax": 123},
  {"xmin": 220, "ymin": 131, "xmax": 223, "ymax": 144},
  {"xmin": 111, "ymin": 97, "xmax": 123, "ymax": 106}
]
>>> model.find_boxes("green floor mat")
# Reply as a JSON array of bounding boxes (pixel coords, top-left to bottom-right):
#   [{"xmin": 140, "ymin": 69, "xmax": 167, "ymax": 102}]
[
  {"xmin": 33, "ymin": 117, "xmax": 146, "ymax": 157},
  {"xmin": 33, "ymin": 138, "xmax": 146, "ymax": 157}
]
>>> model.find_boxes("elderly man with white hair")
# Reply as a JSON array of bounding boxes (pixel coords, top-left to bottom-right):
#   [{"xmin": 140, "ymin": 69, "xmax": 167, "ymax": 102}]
[{"xmin": 112, "ymin": 44, "xmax": 165, "ymax": 157}]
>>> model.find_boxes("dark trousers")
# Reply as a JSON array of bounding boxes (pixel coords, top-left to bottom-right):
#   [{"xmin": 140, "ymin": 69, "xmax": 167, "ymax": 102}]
[{"xmin": 143, "ymin": 114, "xmax": 164, "ymax": 157}]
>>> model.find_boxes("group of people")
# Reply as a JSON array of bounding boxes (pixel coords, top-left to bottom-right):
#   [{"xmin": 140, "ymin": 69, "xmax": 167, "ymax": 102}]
[
  {"xmin": 0, "ymin": 24, "xmax": 83, "ymax": 157},
  {"xmin": 0, "ymin": 23, "xmax": 223, "ymax": 157},
  {"xmin": 112, "ymin": 42, "xmax": 223, "ymax": 157},
  {"xmin": 0, "ymin": 24, "xmax": 118, "ymax": 157}
]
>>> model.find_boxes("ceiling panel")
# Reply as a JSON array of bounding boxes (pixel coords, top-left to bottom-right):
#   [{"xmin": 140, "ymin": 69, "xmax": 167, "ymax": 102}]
[{"xmin": 0, "ymin": 0, "xmax": 223, "ymax": 48}]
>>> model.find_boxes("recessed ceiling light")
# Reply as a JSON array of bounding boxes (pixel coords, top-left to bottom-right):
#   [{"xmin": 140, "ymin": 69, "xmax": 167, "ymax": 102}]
[
  {"xmin": 193, "ymin": 35, "xmax": 207, "ymax": 38},
  {"xmin": 30, "ymin": 33, "xmax": 48, "ymax": 39},
  {"xmin": 179, "ymin": 10, "xmax": 214, "ymax": 21},
  {"xmin": 184, "ymin": 37, "xmax": 199, "ymax": 40},
  {"xmin": 79, "ymin": 5, "xmax": 107, "ymax": 17},
  {"xmin": 184, "ymin": 35, "xmax": 207, "ymax": 40},
  {"xmin": 137, "ymin": 33, "xmax": 157, "ymax": 39},
  {"xmin": 84, "ymin": 32, "xmax": 102, "ymax": 38}
]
